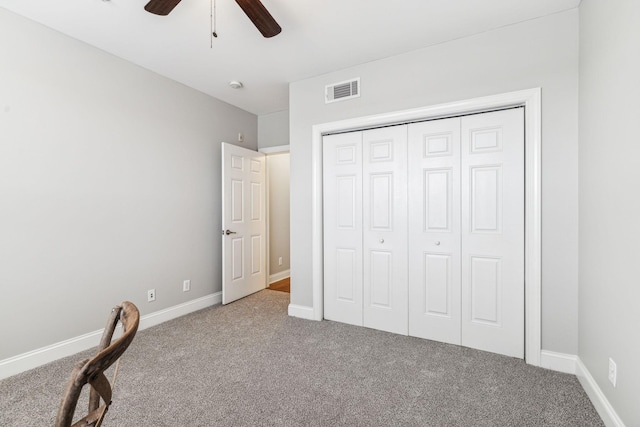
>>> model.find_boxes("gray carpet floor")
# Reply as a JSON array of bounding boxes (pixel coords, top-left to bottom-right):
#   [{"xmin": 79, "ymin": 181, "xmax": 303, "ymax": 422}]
[{"xmin": 0, "ymin": 290, "xmax": 603, "ymax": 426}]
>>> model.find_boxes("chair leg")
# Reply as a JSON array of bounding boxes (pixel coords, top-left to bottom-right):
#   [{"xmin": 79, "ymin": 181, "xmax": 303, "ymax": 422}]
[
  {"xmin": 89, "ymin": 306, "xmax": 121, "ymax": 412},
  {"xmin": 54, "ymin": 361, "xmax": 88, "ymax": 427}
]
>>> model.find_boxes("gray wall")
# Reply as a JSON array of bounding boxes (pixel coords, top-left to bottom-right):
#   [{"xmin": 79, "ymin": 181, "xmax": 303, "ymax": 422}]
[
  {"xmin": 0, "ymin": 9, "xmax": 257, "ymax": 360},
  {"xmin": 579, "ymin": 1, "xmax": 640, "ymax": 425},
  {"xmin": 267, "ymin": 153, "xmax": 290, "ymax": 277},
  {"xmin": 258, "ymin": 110, "xmax": 289, "ymax": 149},
  {"xmin": 289, "ymin": 10, "xmax": 579, "ymax": 354}
]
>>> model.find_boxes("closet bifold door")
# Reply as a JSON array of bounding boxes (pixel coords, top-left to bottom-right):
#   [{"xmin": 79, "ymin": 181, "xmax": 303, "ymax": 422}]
[
  {"xmin": 323, "ymin": 132, "xmax": 364, "ymax": 327},
  {"xmin": 460, "ymin": 108, "xmax": 524, "ymax": 359},
  {"xmin": 362, "ymin": 126, "xmax": 408, "ymax": 335},
  {"xmin": 408, "ymin": 118, "xmax": 462, "ymax": 345}
]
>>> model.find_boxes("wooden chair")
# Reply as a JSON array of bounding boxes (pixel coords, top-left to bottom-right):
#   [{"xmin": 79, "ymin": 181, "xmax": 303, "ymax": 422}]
[{"xmin": 55, "ymin": 301, "xmax": 140, "ymax": 427}]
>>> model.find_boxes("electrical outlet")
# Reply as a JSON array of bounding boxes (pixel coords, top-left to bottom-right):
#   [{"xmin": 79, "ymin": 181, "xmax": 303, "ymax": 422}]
[
  {"xmin": 278, "ymin": 257, "xmax": 283, "ymax": 266},
  {"xmin": 147, "ymin": 289, "xmax": 156, "ymax": 302},
  {"xmin": 608, "ymin": 358, "xmax": 617, "ymax": 387},
  {"xmin": 183, "ymin": 280, "xmax": 191, "ymax": 292}
]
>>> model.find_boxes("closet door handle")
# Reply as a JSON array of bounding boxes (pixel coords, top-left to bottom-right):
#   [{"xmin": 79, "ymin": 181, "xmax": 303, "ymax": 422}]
[{"xmin": 224, "ymin": 230, "xmax": 237, "ymax": 235}]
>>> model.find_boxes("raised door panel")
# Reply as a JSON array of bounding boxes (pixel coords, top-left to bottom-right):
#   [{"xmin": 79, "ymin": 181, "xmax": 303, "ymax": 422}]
[
  {"xmin": 336, "ymin": 249, "xmax": 357, "ymax": 301},
  {"xmin": 369, "ymin": 250, "xmax": 392, "ymax": 308},
  {"xmin": 251, "ymin": 182, "xmax": 262, "ymax": 222},
  {"xmin": 231, "ymin": 237, "xmax": 244, "ymax": 281},
  {"xmin": 470, "ymin": 256, "xmax": 501, "ymax": 325},
  {"xmin": 461, "ymin": 108, "xmax": 524, "ymax": 359},
  {"xmin": 470, "ymin": 166, "xmax": 502, "ymax": 233},
  {"xmin": 424, "ymin": 253, "xmax": 452, "ymax": 317},
  {"xmin": 363, "ymin": 126, "xmax": 408, "ymax": 335},
  {"xmin": 408, "ymin": 118, "xmax": 461, "ymax": 344},
  {"xmin": 231, "ymin": 180, "xmax": 244, "ymax": 223},
  {"xmin": 231, "ymin": 155, "xmax": 243, "ymax": 170},
  {"xmin": 251, "ymin": 235, "xmax": 262, "ymax": 275},
  {"xmin": 336, "ymin": 177, "xmax": 356, "ymax": 229},
  {"xmin": 323, "ymin": 132, "xmax": 363, "ymax": 326},
  {"xmin": 424, "ymin": 168, "xmax": 452, "ymax": 232},
  {"xmin": 369, "ymin": 173, "xmax": 393, "ymax": 230}
]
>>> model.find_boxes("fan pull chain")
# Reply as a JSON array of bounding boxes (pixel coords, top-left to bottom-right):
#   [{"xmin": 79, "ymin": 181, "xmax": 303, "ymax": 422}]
[{"xmin": 210, "ymin": 0, "xmax": 217, "ymax": 47}]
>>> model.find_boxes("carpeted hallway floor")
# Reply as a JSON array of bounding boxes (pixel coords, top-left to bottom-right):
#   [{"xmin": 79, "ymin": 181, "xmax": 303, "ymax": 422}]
[{"xmin": 0, "ymin": 290, "xmax": 603, "ymax": 426}]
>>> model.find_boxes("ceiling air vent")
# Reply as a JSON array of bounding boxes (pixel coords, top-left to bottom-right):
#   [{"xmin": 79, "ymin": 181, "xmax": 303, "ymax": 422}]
[{"xmin": 325, "ymin": 78, "xmax": 360, "ymax": 104}]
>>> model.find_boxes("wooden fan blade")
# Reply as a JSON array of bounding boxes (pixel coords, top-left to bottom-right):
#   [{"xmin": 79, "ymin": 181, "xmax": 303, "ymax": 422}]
[
  {"xmin": 235, "ymin": 0, "xmax": 282, "ymax": 38},
  {"xmin": 144, "ymin": 0, "xmax": 182, "ymax": 16}
]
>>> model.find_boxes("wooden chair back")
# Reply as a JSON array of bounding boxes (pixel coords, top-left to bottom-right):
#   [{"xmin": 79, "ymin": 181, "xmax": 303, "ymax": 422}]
[{"xmin": 55, "ymin": 301, "xmax": 139, "ymax": 427}]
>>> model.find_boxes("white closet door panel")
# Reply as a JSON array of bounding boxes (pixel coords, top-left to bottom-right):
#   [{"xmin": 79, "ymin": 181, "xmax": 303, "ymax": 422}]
[
  {"xmin": 461, "ymin": 108, "xmax": 525, "ymax": 358},
  {"xmin": 408, "ymin": 118, "xmax": 462, "ymax": 344},
  {"xmin": 363, "ymin": 126, "xmax": 408, "ymax": 335},
  {"xmin": 323, "ymin": 132, "xmax": 364, "ymax": 326}
]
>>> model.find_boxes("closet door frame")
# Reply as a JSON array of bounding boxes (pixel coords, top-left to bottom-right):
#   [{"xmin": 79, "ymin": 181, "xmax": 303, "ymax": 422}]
[{"xmin": 307, "ymin": 88, "xmax": 542, "ymax": 366}]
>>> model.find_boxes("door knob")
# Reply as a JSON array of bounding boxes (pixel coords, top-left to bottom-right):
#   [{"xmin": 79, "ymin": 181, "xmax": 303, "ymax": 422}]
[
  {"xmin": 435, "ymin": 241, "xmax": 441, "ymax": 246},
  {"xmin": 379, "ymin": 239, "xmax": 384, "ymax": 243},
  {"xmin": 224, "ymin": 230, "xmax": 237, "ymax": 235}
]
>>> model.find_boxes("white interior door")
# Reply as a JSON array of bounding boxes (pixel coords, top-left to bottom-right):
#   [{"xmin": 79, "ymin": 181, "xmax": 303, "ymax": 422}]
[
  {"xmin": 362, "ymin": 126, "xmax": 408, "ymax": 335},
  {"xmin": 323, "ymin": 132, "xmax": 364, "ymax": 326},
  {"xmin": 461, "ymin": 108, "xmax": 524, "ymax": 358},
  {"xmin": 221, "ymin": 143, "xmax": 266, "ymax": 305},
  {"xmin": 408, "ymin": 117, "xmax": 462, "ymax": 345}
]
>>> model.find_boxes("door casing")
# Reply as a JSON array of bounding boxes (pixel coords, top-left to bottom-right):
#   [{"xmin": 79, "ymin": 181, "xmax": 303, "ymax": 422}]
[
  {"xmin": 303, "ymin": 88, "xmax": 542, "ymax": 366},
  {"xmin": 259, "ymin": 145, "xmax": 291, "ymax": 285}
]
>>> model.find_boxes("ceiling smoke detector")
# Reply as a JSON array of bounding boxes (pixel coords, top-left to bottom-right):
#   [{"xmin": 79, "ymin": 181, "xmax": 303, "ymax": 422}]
[{"xmin": 229, "ymin": 81, "xmax": 244, "ymax": 89}]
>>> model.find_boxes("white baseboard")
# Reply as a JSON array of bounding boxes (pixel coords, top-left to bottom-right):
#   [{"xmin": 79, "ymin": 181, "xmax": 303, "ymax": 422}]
[
  {"xmin": 540, "ymin": 350, "xmax": 577, "ymax": 374},
  {"xmin": 529, "ymin": 351, "xmax": 625, "ymax": 426},
  {"xmin": 138, "ymin": 292, "xmax": 221, "ymax": 330},
  {"xmin": 576, "ymin": 357, "xmax": 626, "ymax": 427},
  {"xmin": 268, "ymin": 269, "xmax": 290, "ymax": 285},
  {"xmin": 0, "ymin": 292, "xmax": 221, "ymax": 380},
  {"xmin": 288, "ymin": 303, "xmax": 315, "ymax": 320}
]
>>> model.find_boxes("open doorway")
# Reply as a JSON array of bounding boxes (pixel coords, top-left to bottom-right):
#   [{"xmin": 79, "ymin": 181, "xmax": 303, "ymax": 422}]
[{"xmin": 261, "ymin": 147, "xmax": 290, "ymax": 293}]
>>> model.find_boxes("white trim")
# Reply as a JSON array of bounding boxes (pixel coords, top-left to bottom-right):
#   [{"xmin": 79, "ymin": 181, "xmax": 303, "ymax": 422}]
[
  {"xmin": 0, "ymin": 292, "xmax": 222, "ymax": 380},
  {"xmin": 269, "ymin": 269, "xmax": 291, "ymax": 285},
  {"xmin": 137, "ymin": 292, "xmax": 221, "ymax": 330},
  {"xmin": 265, "ymin": 152, "xmax": 271, "ymax": 286},
  {"xmin": 288, "ymin": 303, "xmax": 315, "ymax": 320},
  {"xmin": 308, "ymin": 88, "xmax": 542, "ymax": 366},
  {"xmin": 576, "ymin": 357, "xmax": 626, "ymax": 427},
  {"xmin": 540, "ymin": 350, "xmax": 577, "ymax": 374},
  {"xmin": 259, "ymin": 144, "xmax": 290, "ymax": 154}
]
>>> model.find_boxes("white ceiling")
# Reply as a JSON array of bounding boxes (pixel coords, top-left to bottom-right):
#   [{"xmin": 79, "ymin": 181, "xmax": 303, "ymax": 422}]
[{"xmin": 1, "ymin": 0, "xmax": 580, "ymax": 115}]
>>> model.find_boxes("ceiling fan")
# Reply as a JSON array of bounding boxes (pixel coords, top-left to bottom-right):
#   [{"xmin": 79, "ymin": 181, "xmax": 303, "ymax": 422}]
[{"xmin": 144, "ymin": 0, "xmax": 282, "ymax": 38}]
